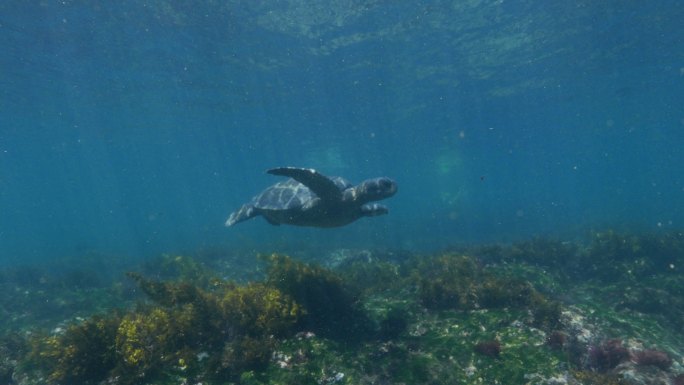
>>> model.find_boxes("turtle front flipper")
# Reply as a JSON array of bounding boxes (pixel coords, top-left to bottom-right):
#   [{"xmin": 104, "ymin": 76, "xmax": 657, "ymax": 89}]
[
  {"xmin": 361, "ymin": 203, "xmax": 389, "ymax": 217},
  {"xmin": 225, "ymin": 204, "xmax": 257, "ymax": 226},
  {"xmin": 267, "ymin": 167, "xmax": 342, "ymax": 201}
]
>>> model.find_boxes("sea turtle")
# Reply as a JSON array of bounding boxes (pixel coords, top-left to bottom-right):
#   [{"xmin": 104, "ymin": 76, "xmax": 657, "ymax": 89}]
[{"xmin": 225, "ymin": 167, "xmax": 397, "ymax": 228}]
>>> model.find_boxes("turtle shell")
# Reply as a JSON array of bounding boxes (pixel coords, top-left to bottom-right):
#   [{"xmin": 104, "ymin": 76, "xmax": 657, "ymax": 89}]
[{"xmin": 252, "ymin": 177, "xmax": 351, "ymax": 211}]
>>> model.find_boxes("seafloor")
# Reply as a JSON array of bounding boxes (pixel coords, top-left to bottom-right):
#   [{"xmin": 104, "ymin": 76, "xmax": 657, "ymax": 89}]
[{"xmin": 1, "ymin": 230, "xmax": 683, "ymax": 385}]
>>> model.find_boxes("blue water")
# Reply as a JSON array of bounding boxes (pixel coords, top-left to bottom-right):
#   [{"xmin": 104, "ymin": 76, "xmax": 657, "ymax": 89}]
[{"xmin": 1, "ymin": 1, "xmax": 683, "ymax": 264}]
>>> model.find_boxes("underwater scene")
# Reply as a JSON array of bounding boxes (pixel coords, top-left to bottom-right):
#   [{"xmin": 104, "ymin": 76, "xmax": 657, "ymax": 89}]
[{"xmin": 1, "ymin": 1, "xmax": 684, "ymax": 384}]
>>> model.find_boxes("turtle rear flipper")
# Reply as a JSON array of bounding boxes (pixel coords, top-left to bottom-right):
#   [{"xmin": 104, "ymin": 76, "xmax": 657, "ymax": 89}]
[
  {"xmin": 225, "ymin": 204, "xmax": 257, "ymax": 226},
  {"xmin": 267, "ymin": 167, "xmax": 342, "ymax": 201}
]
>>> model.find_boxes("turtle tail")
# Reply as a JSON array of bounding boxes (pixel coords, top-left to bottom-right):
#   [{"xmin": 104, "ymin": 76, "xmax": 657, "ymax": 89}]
[{"xmin": 225, "ymin": 204, "xmax": 257, "ymax": 226}]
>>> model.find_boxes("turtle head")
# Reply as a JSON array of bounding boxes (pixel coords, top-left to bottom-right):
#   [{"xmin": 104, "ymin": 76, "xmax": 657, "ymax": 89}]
[{"xmin": 356, "ymin": 177, "xmax": 397, "ymax": 203}]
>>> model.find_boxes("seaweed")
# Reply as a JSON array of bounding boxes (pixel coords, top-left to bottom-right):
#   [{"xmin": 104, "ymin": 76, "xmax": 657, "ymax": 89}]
[
  {"xmin": 219, "ymin": 282, "xmax": 303, "ymax": 338},
  {"xmin": 114, "ymin": 308, "xmax": 172, "ymax": 382},
  {"xmin": 0, "ymin": 332, "xmax": 28, "ymax": 385},
  {"xmin": 25, "ymin": 313, "xmax": 121, "ymax": 385},
  {"xmin": 633, "ymin": 348, "xmax": 673, "ymax": 370},
  {"xmin": 264, "ymin": 254, "xmax": 369, "ymax": 340},
  {"xmin": 416, "ymin": 254, "xmax": 481, "ymax": 310},
  {"xmin": 139, "ymin": 254, "xmax": 214, "ymax": 286},
  {"xmin": 336, "ymin": 257, "xmax": 406, "ymax": 295},
  {"xmin": 219, "ymin": 335, "xmax": 276, "ymax": 377},
  {"xmin": 377, "ymin": 306, "xmax": 410, "ymax": 339},
  {"xmin": 20, "ymin": 258, "xmax": 306, "ymax": 384},
  {"xmin": 572, "ymin": 370, "xmax": 628, "ymax": 385},
  {"xmin": 414, "ymin": 254, "xmax": 562, "ymax": 330},
  {"xmin": 583, "ymin": 230, "xmax": 684, "ymax": 281},
  {"xmin": 126, "ymin": 271, "xmax": 206, "ymax": 307},
  {"xmin": 474, "ymin": 340, "xmax": 501, "ymax": 358},
  {"xmin": 7, "ymin": 234, "xmax": 684, "ymax": 385},
  {"xmin": 587, "ymin": 339, "xmax": 630, "ymax": 372}
]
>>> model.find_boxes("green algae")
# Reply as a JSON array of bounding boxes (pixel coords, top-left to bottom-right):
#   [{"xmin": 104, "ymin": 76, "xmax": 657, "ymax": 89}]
[
  {"xmin": 5, "ymin": 231, "xmax": 684, "ymax": 384},
  {"xmin": 402, "ymin": 309, "xmax": 563, "ymax": 383},
  {"xmin": 249, "ymin": 305, "xmax": 566, "ymax": 385}
]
